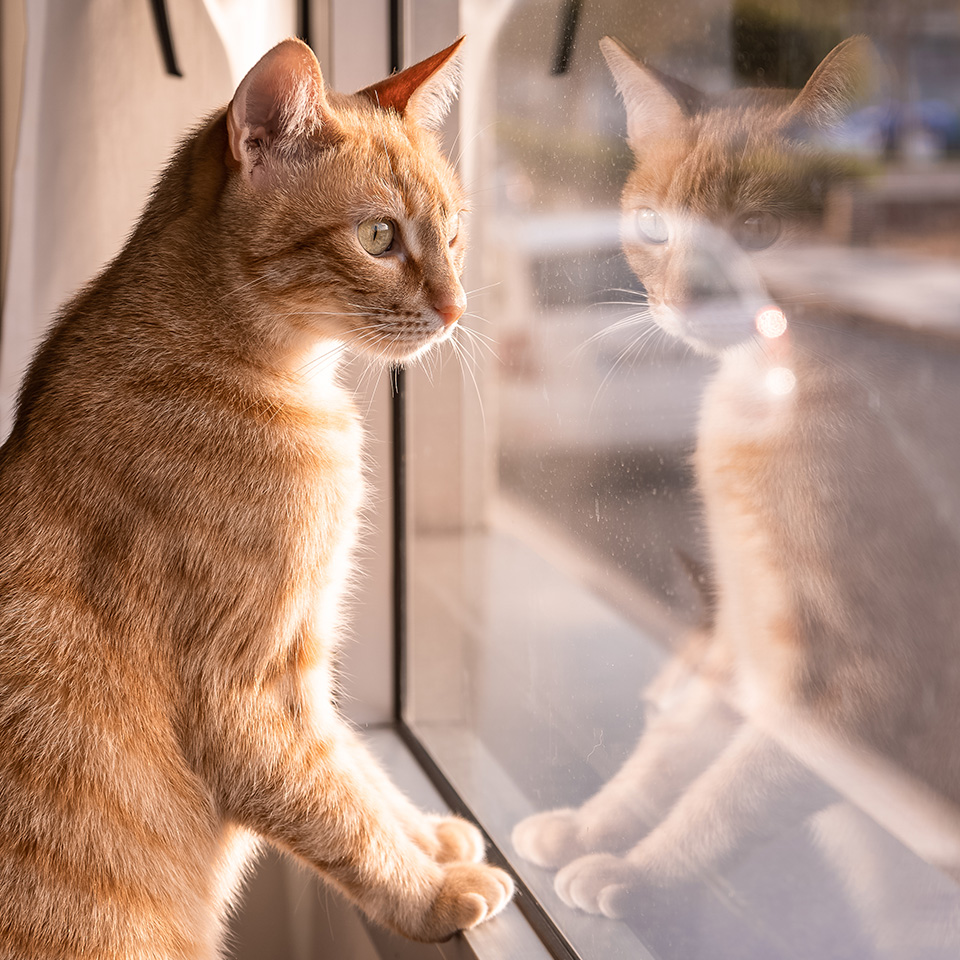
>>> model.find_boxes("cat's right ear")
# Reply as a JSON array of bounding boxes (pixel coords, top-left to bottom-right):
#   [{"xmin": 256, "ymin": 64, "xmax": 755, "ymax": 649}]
[
  {"xmin": 600, "ymin": 37, "xmax": 691, "ymax": 149},
  {"xmin": 227, "ymin": 39, "xmax": 341, "ymax": 189}
]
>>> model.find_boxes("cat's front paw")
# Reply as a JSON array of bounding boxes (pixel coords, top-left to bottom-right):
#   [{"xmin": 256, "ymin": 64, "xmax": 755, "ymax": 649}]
[
  {"xmin": 554, "ymin": 853, "xmax": 638, "ymax": 917},
  {"xmin": 414, "ymin": 862, "xmax": 515, "ymax": 941},
  {"xmin": 512, "ymin": 808, "xmax": 590, "ymax": 868},
  {"xmin": 426, "ymin": 815, "xmax": 486, "ymax": 863}
]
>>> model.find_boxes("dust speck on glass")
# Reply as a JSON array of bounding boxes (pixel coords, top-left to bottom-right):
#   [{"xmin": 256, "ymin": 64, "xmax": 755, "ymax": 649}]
[{"xmin": 405, "ymin": 2, "xmax": 960, "ymax": 957}]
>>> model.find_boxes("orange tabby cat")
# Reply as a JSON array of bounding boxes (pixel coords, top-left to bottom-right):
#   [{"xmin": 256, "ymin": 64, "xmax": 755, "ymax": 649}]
[
  {"xmin": 0, "ymin": 37, "xmax": 513, "ymax": 958},
  {"xmin": 514, "ymin": 35, "xmax": 960, "ymax": 949}
]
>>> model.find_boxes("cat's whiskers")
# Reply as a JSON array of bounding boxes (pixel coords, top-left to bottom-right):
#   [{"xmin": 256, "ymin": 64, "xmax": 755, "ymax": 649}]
[
  {"xmin": 448, "ymin": 330, "xmax": 487, "ymax": 432},
  {"xmin": 461, "ymin": 281, "xmax": 501, "ymax": 304},
  {"xmin": 596, "ymin": 286, "xmax": 651, "ymax": 301},
  {"xmin": 457, "ymin": 323, "xmax": 496, "ymax": 355},
  {"xmin": 589, "ymin": 316, "xmax": 665, "ymax": 416},
  {"xmin": 571, "ymin": 308, "xmax": 656, "ymax": 366},
  {"xmin": 231, "ymin": 272, "xmax": 275, "ymax": 295}
]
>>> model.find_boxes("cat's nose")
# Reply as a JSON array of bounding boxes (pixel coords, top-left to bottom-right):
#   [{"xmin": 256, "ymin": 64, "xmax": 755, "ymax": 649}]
[{"xmin": 435, "ymin": 298, "xmax": 465, "ymax": 328}]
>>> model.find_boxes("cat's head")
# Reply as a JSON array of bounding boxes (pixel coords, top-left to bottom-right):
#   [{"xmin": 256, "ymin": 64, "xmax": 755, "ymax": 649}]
[
  {"xmin": 601, "ymin": 36, "xmax": 877, "ymax": 354},
  {"xmin": 223, "ymin": 38, "xmax": 466, "ymax": 364}
]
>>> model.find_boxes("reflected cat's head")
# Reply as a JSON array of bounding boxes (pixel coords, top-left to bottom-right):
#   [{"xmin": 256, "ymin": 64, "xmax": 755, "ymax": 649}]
[
  {"xmin": 601, "ymin": 35, "xmax": 877, "ymax": 354},
  {"xmin": 222, "ymin": 37, "xmax": 467, "ymax": 364}
]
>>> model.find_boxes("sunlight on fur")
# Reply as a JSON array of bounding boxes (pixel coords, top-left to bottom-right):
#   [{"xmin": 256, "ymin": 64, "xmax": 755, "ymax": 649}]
[
  {"xmin": 0, "ymin": 34, "xmax": 514, "ymax": 957},
  {"xmin": 765, "ymin": 365, "xmax": 797, "ymax": 395}
]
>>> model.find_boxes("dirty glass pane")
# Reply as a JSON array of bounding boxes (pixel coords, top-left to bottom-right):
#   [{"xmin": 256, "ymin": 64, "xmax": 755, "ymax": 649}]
[{"xmin": 407, "ymin": 2, "xmax": 960, "ymax": 957}]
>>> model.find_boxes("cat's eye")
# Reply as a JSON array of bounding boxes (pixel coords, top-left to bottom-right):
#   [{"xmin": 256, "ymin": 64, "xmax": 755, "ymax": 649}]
[
  {"xmin": 447, "ymin": 213, "xmax": 461, "ymax": 245},
  {"xmin": 734, "ymin": 211, "xmax": 781, "ymax": 250},
  {"xmin": 358, "ymin": 219, "xmax": 396, "ymax": 256},
  {"xmin": 632, "ymin": 207, "xmax": 669, "ymax": 244}
]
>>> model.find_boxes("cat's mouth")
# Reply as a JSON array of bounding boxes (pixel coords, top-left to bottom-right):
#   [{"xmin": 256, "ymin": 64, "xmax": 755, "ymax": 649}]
[
  {"xmin": 652, "ymin": 297, "xmax": 770, "ymax": 355},
  {"xmin": 348, "ymin": 319, "xmax": 456, "ymax": 364}
]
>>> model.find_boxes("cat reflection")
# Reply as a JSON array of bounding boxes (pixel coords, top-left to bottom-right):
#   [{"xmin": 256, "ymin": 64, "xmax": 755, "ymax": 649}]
[{"xmin": 513, "ymin": 36, "xmax": 960, "ymax": 955}]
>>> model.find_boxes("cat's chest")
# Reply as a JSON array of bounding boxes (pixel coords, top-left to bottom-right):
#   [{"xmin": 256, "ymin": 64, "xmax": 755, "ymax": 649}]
[
  {"xmin": 192, "ymin": 384, "xmax": 366, "ymax": 581},
  {"xmin": 695, "ymin": 344, "xmax": 801, "ymax": 504},
  {"xmin": 275, "ymin": 397, "xmax": 365, "ymax": 543}
]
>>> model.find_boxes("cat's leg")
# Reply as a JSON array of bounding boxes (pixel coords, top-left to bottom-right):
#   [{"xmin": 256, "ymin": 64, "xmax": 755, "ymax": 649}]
[
  {"xmin": 203, "ymin": 703, "xmax": 512, "ymax": 942},
  {"xmin": 554, "ymin": 722, "xmax": 834, "ymax": 917},
  {"xmin": 342, "ymin": 726, "xmax": 485, "ymax": 864},
  {"xmin": 512, "ymin": 660, "xmax": 740, "ymax": 869}
]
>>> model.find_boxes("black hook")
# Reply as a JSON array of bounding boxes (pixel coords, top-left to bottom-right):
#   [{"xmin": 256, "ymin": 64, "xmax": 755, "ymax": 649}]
[
  {"xmin": 150, "ymin": 0, "xmax": 183, "ymax": 78},
  {"xmin": 552, "ymin": 0, "xmax": 584, "ymax": 75}
]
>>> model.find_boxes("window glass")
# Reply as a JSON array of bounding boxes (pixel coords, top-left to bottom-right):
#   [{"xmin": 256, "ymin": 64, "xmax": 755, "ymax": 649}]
[{"xmin": 407, "ymin": 2, "xmax": 960, "ymax": 957}]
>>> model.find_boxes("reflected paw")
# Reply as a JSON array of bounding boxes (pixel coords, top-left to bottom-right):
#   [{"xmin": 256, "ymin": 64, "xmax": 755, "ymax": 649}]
[
  {"xmin": 555, "ymin": 853, "xmax": 638, "ymax": 916},
  {"xmin": 427, "ymin": 815, "xmax": 486, "ymax": 864},
  {"xmin": 512, "ymin": 808, "xmax": 586, "ymax": 869},
  {"xmin": 417, "ymin": 862, "xmax": 515, "ymax": 941}
]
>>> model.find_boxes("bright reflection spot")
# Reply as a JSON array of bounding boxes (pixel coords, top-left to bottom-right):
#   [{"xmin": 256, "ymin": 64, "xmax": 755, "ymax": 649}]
[
  {"xmin": 756, "ymin": 306, "xmax": 788, "ymax": 338},
  {"xmin": 766, "ymin": 366, "xmax": 796, "ymax": 395}
]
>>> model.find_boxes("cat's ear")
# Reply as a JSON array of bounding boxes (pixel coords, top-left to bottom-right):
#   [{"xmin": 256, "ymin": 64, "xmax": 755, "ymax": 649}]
[
  {"xmin": 357, "ymin": 37, "xmax": 464, "ymax": 129},
  {"xmin": 784, "ymin": 36, "xmax": 881, "ymax": 134},
  {"xmin": 600, "ymin": 36, "xmax": 695, "ymax": 149},
  {"xmin": 227, "ymin": 39, "xmax": 341, "ymax": 189}
]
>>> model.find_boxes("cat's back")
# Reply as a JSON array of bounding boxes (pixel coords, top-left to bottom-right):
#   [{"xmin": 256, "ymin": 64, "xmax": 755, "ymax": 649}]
[
  {"xmin": 0, "ymin": 118, "xmax": 362, "ymax": 959},
  {"xmin": 696, "ymin": 319, "xmax": 960, "ymax": 801}
]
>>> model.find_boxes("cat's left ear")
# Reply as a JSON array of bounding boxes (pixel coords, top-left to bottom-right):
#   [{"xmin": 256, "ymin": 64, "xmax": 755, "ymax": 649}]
[
  {"xmin": 357, "ymin": 37, "xmax": 464, "ymax": 129},
  {"xmin": 783, "ymin": 36, "xmax": 882, "ymax": 134},
  {"xmin": 227, "ymin": 39, "xmax": 341, "ymax": 189}
]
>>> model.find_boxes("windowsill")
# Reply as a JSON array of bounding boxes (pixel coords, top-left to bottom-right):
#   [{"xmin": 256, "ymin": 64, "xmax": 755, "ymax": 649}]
[
  {"xmin": 400, "ymin": 499, "xmax": 960, "ymax": 960},
  {"xmin": 361, "ymin": 725, "xmax": 555, "ymax": 960}
]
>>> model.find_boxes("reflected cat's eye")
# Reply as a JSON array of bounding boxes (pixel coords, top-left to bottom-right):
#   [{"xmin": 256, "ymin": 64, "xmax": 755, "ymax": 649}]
[
  {"xmin": 632, "ymin": 207, "xmax": 669, "ymax": 244},
  {"xmin": 734, "ymin": 211, "xmax": 780, "ymax": 250},
  {"xmin": 358, "ymin": 219, "xmax": 396, "ymax": 256}
]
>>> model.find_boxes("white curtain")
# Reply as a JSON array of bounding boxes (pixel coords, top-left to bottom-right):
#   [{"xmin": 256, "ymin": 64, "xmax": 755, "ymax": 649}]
[{"xmin": 0, "ymin": 0, "xmax": 296, "ymax": 438}]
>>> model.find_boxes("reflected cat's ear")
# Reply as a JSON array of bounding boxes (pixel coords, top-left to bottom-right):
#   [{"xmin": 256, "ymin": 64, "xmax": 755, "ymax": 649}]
[
  {"xmin": 784, "ymin": 36, "xmax": 881, "ymax": 135},
  {"xmin": 600, "ymin": 36, "xmax": 695, "ymax": 149},
  {"xmin": 227, "ymin": 39, "xmax": 341, "ymax": 189},
  {"xmin": 358, "ymin": 37, "xmax": 464, "ymax": 129}
]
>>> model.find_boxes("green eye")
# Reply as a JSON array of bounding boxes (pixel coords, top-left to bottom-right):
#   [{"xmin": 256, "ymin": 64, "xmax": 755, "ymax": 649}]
[
  {"xmin": 633, "ymin": 207, "xmax": 669, "ymax": 244},
  {"xmin": 734, "ymin": 211, "xmax": 780, "ymax": 250},
  {"xmin": 358, "ymin": 219, "xmax": 395, "ymax": 256}
]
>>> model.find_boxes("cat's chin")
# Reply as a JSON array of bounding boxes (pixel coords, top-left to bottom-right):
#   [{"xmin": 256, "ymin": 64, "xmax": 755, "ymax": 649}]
[
  {"xmin": 653, "ymin": 301, "xmax": 765, "ymax": 356},
  {"xmin": 349, "ymin": 326, "xmax": 454, "ymax": 365}
]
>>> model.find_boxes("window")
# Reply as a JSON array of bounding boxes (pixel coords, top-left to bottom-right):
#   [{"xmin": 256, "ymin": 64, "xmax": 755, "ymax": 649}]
[{"xmin": 402, "ymin": 1, "xmax": 960, "ymax": 958}]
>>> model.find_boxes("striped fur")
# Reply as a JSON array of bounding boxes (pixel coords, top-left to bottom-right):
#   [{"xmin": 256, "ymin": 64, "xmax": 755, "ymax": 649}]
[{"xmin": 0, "ymin": 38, "xmax": 512, "ymax": 959}]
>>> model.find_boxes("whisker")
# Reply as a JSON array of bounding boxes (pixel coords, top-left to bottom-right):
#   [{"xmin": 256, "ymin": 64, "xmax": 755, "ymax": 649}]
[
  {"xmin": 462, "ymin": 281, "xmax": 502, "ymax": 299},
  {"xmin": 450, "ymin": 334, "xmax": 487, "ymax": 433},
  {"xmin": 461, "ymin": 311, "xmax": 492, "ymax": 326},
  {"xmin": 458, "ymin": 324, "xmax": 496, "ymax": 348}
]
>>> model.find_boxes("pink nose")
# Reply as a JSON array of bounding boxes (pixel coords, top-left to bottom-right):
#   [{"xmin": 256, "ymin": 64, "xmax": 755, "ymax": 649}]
[{"xmin": 436, "ymin": 300, "xmax": 465, "ymax": 328}]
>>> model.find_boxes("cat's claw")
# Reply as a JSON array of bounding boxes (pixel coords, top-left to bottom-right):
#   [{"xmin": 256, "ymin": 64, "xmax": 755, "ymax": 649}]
[
  {"xmin": 511, "ymin": 808, "xmax": 585, "ymax": 868},
  {"xmin": 415, "ymin": 862, "xmax": 515, "ymax": 941},
  {"xmin": 427, "ymin": 815, "xmax": 486, "ymax": 863},
  {"xmin": 554, "ymin": 852, "xmax": 636, "ymax": 915}
]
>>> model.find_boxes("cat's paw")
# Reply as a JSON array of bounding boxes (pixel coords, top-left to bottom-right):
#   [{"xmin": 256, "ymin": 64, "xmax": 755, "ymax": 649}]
[
  {"xmin": 512, "ymin": 808, "xmax": 588, "ymax": 868},
  {"xmin": 414, "ymin": 862, "xmax": 515, "ymax": 941},
  {"xmin": 554, "ymin": 853, "xmax": 637, "ymax": 917},
  {"xmin": 426, "ymin": 815, "xmax": 486, "ymax": 863}
]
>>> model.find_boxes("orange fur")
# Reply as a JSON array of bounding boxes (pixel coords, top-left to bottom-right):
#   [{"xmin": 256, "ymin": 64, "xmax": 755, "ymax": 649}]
[{"xmin": 0, "ymin": 38, "xmax": 511, "ymax": 959}]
